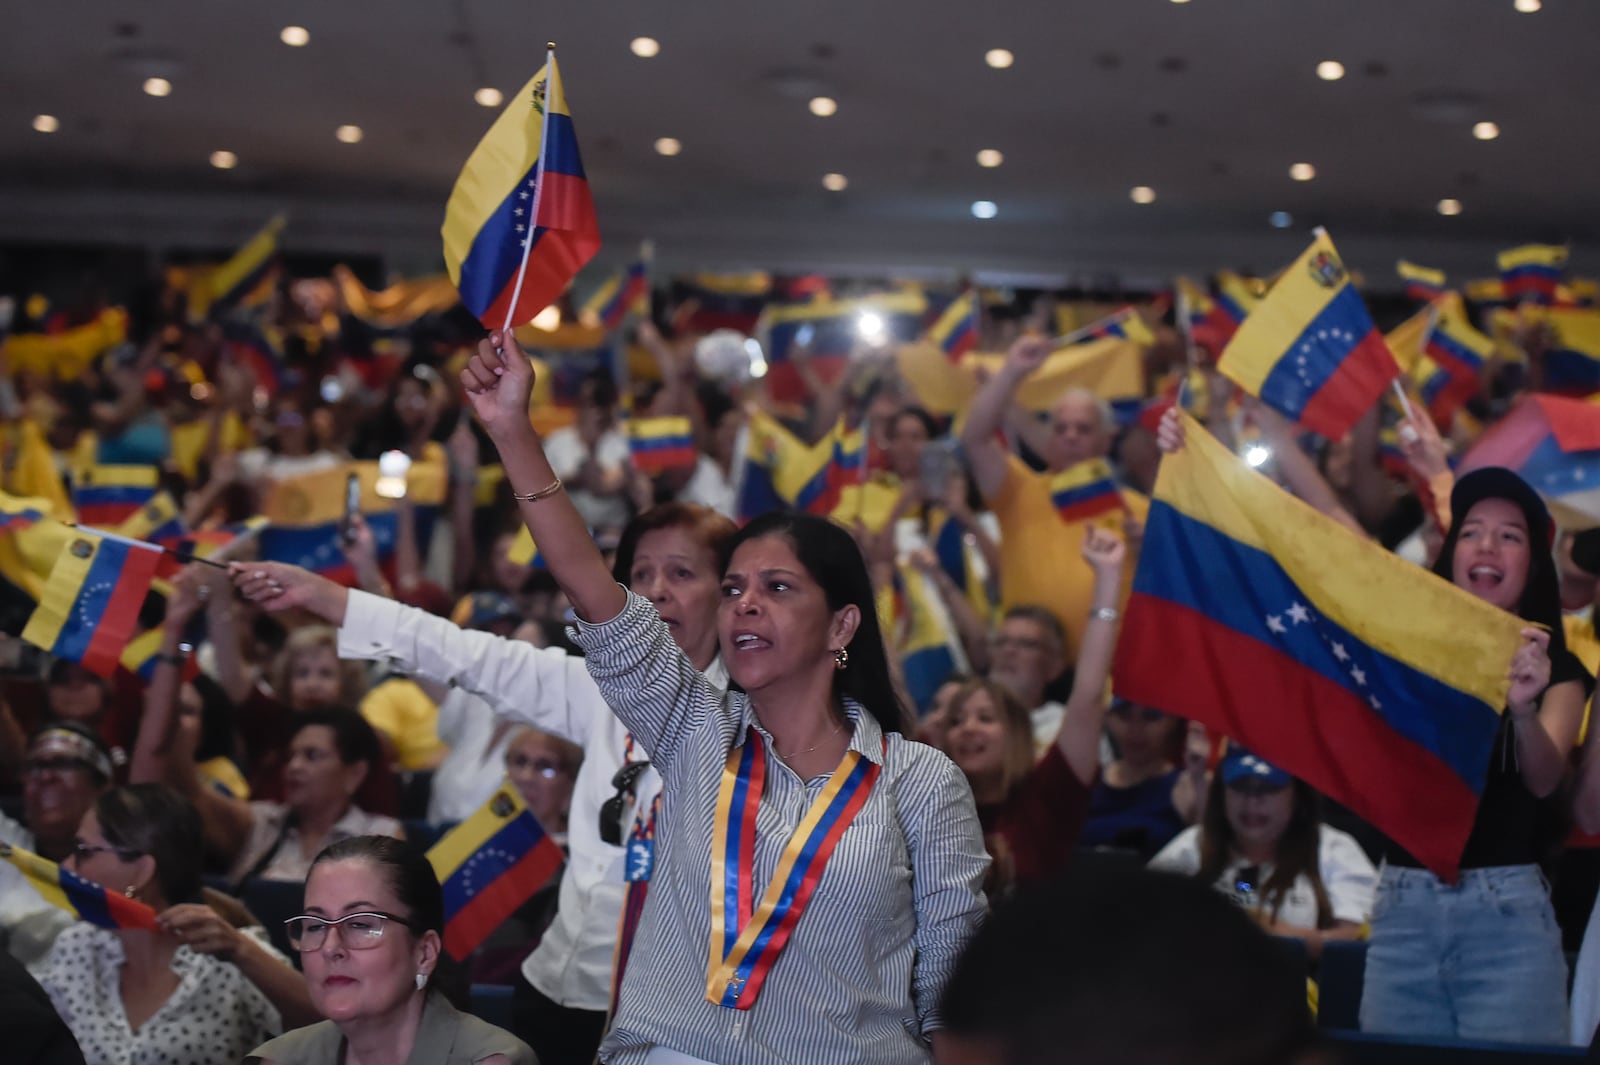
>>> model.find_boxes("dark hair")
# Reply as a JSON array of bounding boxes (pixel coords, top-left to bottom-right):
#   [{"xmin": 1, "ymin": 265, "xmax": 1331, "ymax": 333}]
[
  {"xmin": 309, "ymin": 835, "xmax": 467, "ymax": 1008},
  {"xmin": 1431, "ymin": 486, "xmax": 1565, "ymax": 655},
  {"xmin": 579, "ymin": 369, "xmax": 619, "ymax": 411},
  {"xmin": 890, "ymin": 405, "xmax": 940, "ymax": 441},
  {"xmin": 190, "ymin": 673, "xmax": 238, "ymax": 764},
  {"xmin": 289, "ymin": 708, "xmax": 383, "ymax": 770},
  {"xmin": 96, "ymin": 784, "xmax": 205, "ymax": 907},
  {"xmin": 1196, "ymin": 773, "xmax": 1332, "ymax": 929},
  {"xmin": 1001, "ymin": 605, "xmax": 1067, "ymax": 659},
  {"xmin": 611, "ymin": 502, "xmax": 738, "ymax": 585},
  {"xmin": 723, "ymin": 513, "xmax": 909, "ymax": 735},
  {"xmin": 942, "ymin": 868, "xmax": 1320, "ymax": 1065}
]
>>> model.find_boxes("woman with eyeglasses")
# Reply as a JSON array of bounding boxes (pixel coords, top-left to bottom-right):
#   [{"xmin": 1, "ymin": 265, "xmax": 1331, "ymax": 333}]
[
  {"xmin": 248, "ymin": 835, "xmax": 534, "ymax": 1065},
  {"xmin": 29, "ymin": 784, "xmax": 316, "ymax": 1065},
  {"xmin": 446, "ymin": 334, "xmax": 985, "ymax": 1064},
  {"xmin": 232, "ymin": 500, "xmax": 736, "ymax": 1065},
  {"xmin": 1148, "ymin": 748, "xmax": 1377, "ymax": 960}
]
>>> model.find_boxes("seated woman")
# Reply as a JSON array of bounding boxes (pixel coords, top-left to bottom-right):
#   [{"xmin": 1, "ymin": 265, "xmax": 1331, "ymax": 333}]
[
  {"xmin": 30, "ymin": 784, "xmax": 316, "ymax": 1065},
  {"xmin": 942, "ymin": 526, "xmax": 1125, "ymax": 900},
  {"xmin": 1080, "ymin": 700, "xmax": 1204, "ymax": 857},
  {"xmin": 1148, "ymin": 748, "xmax": 1377, "ymax": 959},
  {"xmin": 247, "ymin": 834, "xmax": 534, "ymax": 1065}
]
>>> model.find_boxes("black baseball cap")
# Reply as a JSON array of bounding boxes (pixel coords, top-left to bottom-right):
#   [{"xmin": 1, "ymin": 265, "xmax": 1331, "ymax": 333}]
[{"xmin": 1449, "ymin": 467, "xmax": 1553, "ymax": 550}]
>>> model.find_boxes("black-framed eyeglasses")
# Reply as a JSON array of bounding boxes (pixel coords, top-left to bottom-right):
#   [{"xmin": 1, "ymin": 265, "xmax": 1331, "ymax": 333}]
[
  {"xmin": 599, "ymin": 760, "xmax": 651, "ymax": 847},
  {"xmin": 72, "ymin": 840, "xmax": 141, "ymax": 863},
  {"xmin": 283, "ymin": 911, "xmax": 423, "ymax": 952}
]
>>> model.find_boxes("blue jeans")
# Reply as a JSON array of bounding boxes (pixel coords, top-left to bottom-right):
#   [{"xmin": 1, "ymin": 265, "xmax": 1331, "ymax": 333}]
[{"xmin": 1359, "ymin": 864, "xmax": 1569, "ymax": 1044}]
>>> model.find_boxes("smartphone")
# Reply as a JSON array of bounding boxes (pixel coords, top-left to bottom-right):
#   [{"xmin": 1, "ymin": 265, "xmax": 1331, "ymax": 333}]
[
  {"xmin": 339, "ymin": 472, "xmax": 362, "ymax": 545},
  {"xmin": 919, "ymin": 441, "xmax": 957, "ymax": 492},
  {"xmin": 375, "ymin": 449, "xmax": 411, "ymax": 500}
]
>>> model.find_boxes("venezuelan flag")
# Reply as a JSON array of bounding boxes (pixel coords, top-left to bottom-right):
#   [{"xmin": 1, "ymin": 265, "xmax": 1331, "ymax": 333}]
[
  {"xmin": 1397, "ymin": 261, "xmax": 1447, "ymax": 303},
  {"xmin": 117, "ymin": 492, "xmax": 186, "ymax": 545},
  {"xmin": 761, "ymin": 290, "xmax": 927, "ymax": 403},
  {"xmin": 673, "ymin": 272, "xmax": 771, "ymax": 335},
  {"xmin": 428, "ymin": 784, "xmax": 564, "ymax": 959},
  {"xmin": 505, "ymin": 526, "xmax": 546, "ymax": 568},
  {"xmin": 259, "ymin": 463, "xmax": 444, "ymax": 584},
  {"xmin": 1538, "ymin": 308, "xmax": 1600, "ymax": 394},
  {"xmin": 118, "ymin": 626, "xmax": 199, "ymax": 684},
  {"xmin": 1049, "ymin": 459, "xmax": 1126, "ymax": 526},
  {"xmin": 793, "ymin": 422, "xmax": 867, "ymax": 517},
  {"xmin": 1218, "ymin": 231, "xmax": 1399, "ymax": 441},
  {"xmin": 734, "ymin": 413, "xmax": 868, "ymax": 523},
  {"xmin": 626, "ymin": 416, "xmax": 697, "ymax": 474},
  {"xmin": 582, "ymin": 261, "xmax": 649, "ymax": 332},
  {"xmin": 22, "ymin": 534, "xmax": 163, "ymax": 678},
  {"xmin": 926, "ymin": 291, "xmax": 978, "ymax": 361},
  {"xmin": 897, "ymin": 336, "xmax": 1143, "ymax": 418},
  {"xmin": 735, "ymin": 411, "xmax": 800, "ymax": 523},
  {"xmin": 71, "ymin": 465, "xmax": 160, "ymax": 528},
  {"xmin": 1113, "ymin": 413, "xmax": 1526, "ymax": 880},
  {"xmin": 0, "ymin": 843, "xmax": 159, "ymax": 930},
  {"xmin": 1177, "ymin": 276, "xmax": 1238, "ymax": 355},
  {"xmin": 1215, "ymin": 271, "xmax": 1263, "ymax": 325},
  {"xmin": 0, "ymin": 492, "xmax": 46, "ymax": 535},
  {"xmin": 191, "ymin": 216, "xmax": 285, "ymax": 319},
  {"xmin": 1083, "ymin": 307, "xmax": 1156, "ymax": 348},
  {"xmin": 888, "ymin": 567, "xmax": 962, "ymax": 713},
  {"xmin": 1499, "ymin": 243, "xmax": 1569, "ymax": 306},
  {"xmin": 220, "ymin": 321, "xmax": 286, "ymax": 398},
  {"xmin": 928, "ymin": 507, "xmax": 990, "ymax": 621},
  {"xmin": 443, "ymin": 55, "xmax": 601, "ymax": 330}
]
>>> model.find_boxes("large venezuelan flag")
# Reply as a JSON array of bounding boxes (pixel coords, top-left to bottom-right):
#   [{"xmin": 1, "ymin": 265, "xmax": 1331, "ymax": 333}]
[
  {"xmin": 427, "ymin": 785, "xmax": 564, "ymax": 959},
  {"xmin": 1218, "ymin": 231, "xmax": 1399, "ymax": 441},
  {"xmin": 0, "ymin": 843, "xmax": 159, "ymax": 930},
  {"xmin": 22, "ymin": 534, "xmax": 163, "ymax": 678},
  {"xmin": 761, "ymin": 290, "xmax": 926, "ymax": 403},
  {"xmin": 443, "ymin": 55, "xmax": 601, "ymax": 330},
  {"xmin": 1499, "ymin": 243, "xmax": 1568, "ymax": 306},
  {"xmin": 1112, "ymin": 413, "xmax": 1525, "ymax": 879},
  {"xmin": 71, "ymin": 465, "xmax": 160, "ymax": 528},
  {"xmin": 734, "ymin": 413, "xmax": 870, "ymax": 524},
  {"xmin": 260, "ymin": 462, "xmax": 445, "ymax": 584}
]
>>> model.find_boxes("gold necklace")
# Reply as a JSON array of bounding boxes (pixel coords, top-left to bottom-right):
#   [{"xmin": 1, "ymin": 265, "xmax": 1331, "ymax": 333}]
[{"xmin": 774, "ymin": 717, "xmax": 845, "ymax": 762}]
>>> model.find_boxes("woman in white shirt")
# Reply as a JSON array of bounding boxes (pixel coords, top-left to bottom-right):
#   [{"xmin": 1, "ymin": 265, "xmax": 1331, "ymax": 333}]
[
  {"xmin": 1149, "ymin": 747, "xmax": 1376, "ymax": 959},
  {"xmin": 31, "ymin": 784, "xmax": 316, "ymax": 1065}
]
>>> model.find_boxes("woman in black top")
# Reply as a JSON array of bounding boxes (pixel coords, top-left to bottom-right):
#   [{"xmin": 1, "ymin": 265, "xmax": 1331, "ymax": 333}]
[{"xmin": 1359, "ymin": 468, "xmax": 1590, "ymax": 1045}]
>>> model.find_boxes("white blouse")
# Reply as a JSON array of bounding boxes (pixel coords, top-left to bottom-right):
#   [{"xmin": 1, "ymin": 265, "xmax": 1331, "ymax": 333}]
[{"xmin": 31, "ymin": 923, "xmax": 284, "ymax": 1065}]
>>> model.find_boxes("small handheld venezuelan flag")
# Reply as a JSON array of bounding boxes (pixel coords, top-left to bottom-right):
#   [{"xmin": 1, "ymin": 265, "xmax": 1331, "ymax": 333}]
[
  {"xmin": 926, "ymin": 290, "xmax": 978, "ymax": 362},
  {"xmin": 427, "ymin": 784, "xmax": 564, "ymax": 960},
  {"xmin": 22, "ymin": 534, "xmax": 163, "ymax": 678},
  {"xmin": 71, "ymin": 465, "xmax": 160, "ymax": 528},
  {"xmin": 1498, "ymin": 243, "xmax": 1569, "ymax": 306},
  {"xmin": 1048, "ymin": 459, "xmax": 1127, "ymax": 528},
  {"xmin": 0, "ymin": 842, "xmax": 159, "ymax": 930},
  {"xmin": 442, "ymin": 46, "xmax": 601, "ymax": 331},
  {"xmin": 626, "ymin": 416, "xmax": 698, "ymax": 474}
]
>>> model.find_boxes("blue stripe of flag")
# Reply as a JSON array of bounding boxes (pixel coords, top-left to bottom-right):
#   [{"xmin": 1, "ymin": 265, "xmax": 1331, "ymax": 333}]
[{"xmin": 438, "ymin": 809, "xmax": 552, "ymax": 920}]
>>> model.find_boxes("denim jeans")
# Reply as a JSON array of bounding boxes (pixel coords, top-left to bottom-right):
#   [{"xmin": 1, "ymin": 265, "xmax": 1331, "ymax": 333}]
[{"xmin": 1359, "ymin": 864, "xmax": 1569, "ymax": 1044}]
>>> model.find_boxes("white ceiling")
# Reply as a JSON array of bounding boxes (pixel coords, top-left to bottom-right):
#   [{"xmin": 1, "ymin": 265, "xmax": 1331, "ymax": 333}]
[{"xmin": 4, "ymin": 0, "xmax": 1598, "ymax": 287}]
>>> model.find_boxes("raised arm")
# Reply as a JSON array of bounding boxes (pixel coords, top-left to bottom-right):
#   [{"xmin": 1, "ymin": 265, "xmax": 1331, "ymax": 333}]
[
  {"xmin": 960, "ymin": 336, "xmax": 1050, "ymax": 500},
  {"xmin": 1055, "ymin": 526, "xmax": 1125, "ymax": 785}
]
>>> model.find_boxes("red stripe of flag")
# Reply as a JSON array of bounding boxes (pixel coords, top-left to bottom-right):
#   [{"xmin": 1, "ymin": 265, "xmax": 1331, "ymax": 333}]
[{"xmin": 82, "ymin": 547, "xmax": 162, "ymax": 678}]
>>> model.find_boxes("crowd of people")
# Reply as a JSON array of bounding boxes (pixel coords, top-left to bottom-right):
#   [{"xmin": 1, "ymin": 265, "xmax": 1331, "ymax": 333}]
[{"xmin": 0, "ymin": 264, "xmax": 1598, "ymax": 1065}]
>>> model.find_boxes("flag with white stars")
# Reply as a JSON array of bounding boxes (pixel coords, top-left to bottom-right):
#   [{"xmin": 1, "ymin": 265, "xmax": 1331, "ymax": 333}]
[
  {"xmin": 22, "ymin": 533, "xmax": 163, "ymax": 678},
  {"xmin": 1113, "ymin": 411, "xmax": 1527, "ymax": 879}
]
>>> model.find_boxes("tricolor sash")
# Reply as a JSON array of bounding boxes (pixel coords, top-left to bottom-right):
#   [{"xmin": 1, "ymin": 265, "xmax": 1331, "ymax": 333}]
[{"xmin": 704, "ymin": 727, "xmax": 882, "ymax": 1009}]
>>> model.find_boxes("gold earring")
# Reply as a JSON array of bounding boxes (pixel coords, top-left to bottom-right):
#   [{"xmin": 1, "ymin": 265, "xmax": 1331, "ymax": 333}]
[
  {"xmin": 834, "ymin": 647, "xmax": 849, "ymax": 670},
  {"xmin": 123, "ymin": 885, "xmax": 137, "ymax": 899}
]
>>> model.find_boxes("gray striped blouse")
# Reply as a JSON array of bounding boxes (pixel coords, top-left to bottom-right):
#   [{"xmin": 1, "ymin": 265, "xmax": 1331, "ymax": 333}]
[{"xmin": 572, "ymin": 591, "xmax": 989, "ymax": 1065}]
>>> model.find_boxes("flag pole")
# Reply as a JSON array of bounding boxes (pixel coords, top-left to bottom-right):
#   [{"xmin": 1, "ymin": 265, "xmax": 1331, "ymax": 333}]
[
  {"xmin": 1392, "ymin": 299, "xmax": 1442, "ymax": 429},
  {"xmin": 62, "ymin": 522, "xmax": 230, "ymax": 570},
  {"xmin": 499, "ymin": 43, "xmax": 558, "ymax": 337},
  {"xmin": 1051, "ymin": 306, "xmax": 1130, "ymax": 348}
]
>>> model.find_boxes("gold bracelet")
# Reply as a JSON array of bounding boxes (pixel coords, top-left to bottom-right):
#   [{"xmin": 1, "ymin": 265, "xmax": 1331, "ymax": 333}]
[{"xmin": 512, "ymin": 477, "xmax": 564, "ymax": 502}]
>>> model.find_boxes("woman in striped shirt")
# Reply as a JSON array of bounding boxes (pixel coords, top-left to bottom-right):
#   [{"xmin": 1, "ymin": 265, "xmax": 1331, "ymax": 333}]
[{"xmin": 459, "ymin": 332, "xmax": 989, "ymax": 1065}]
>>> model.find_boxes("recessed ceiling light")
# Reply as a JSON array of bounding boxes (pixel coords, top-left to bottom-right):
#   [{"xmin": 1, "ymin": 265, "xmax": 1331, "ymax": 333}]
[
  {"xmin": 1130, "ymin": 185, "xmax": 1157, "ymax": 204},
  {"xmin": 971, "ymin": 200, "xmax": 998, "ymax": 219},
  {"xmin": 984, "ymin": 48, "xmax": 1014, "ymax": 69},
  {"xmin": 1316, "ymin": 60, "xmax": 1345, "ymax": 81},
  {"xmin": 1289, "ymin": 162, "xmax": 1316, "ymax": 181},
  {"xmin": 474, "ymin": 87, "xmax": 503, "ymax": 108},
  {"xmin": 1269, "ymin": 210, "xmax": 1294, "ymax": 228},
  {"xmin": 143, "ymin": 77, "xmax": 172, "ymax": 97},
  {"xmin": 210, "ymin": 150, "xmax": 238, "ymax": 170},
  {"xmin": 630, "ymin": 37, "xmax": 661, "ymax": 58},
  {"xmin": 32, "ymin": 114, "xmax": 59, "ymax": 134},
  {"xmin": 808, "ymin": 96, "xmax": 838, "ymax": 118},
  {"xmin": 654, "ymin": 137, "xmax": 681, "ymax": 156},
  {"xmin": 1473, "ymin": 120, "xmax": 1500, "ymax": 140},
  {"xmin": 1514, "ymin": 0, "xmax": 1541, "ymax": 11},
  {"xmin": 1437, "ymin": 198, "xmax": 1463, "ymax": 216},
  {"xmin": 1170, "ymin": 0, "xmax": 1191, "ymax": 4},
  {"xmin": 822, "ymin": 173, "xmax": 848, "ymax": 191},
  {"xmin": 280, "ymin": 25, "xmax": 310, "ymax": 47},
  {"xmin": 976, "ymin": 149, "xmax": 1004, "ymax": 168},
  {"xmin": 335, "ymin": 124, "xmax": 364, "ymax": 144}
]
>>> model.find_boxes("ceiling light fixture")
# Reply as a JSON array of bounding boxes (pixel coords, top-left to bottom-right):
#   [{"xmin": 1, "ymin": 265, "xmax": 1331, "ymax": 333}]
[
  {"xmin": 808, "ymin": 96, "xmax": 837, "ymax": 117},
  {"xmin": 1130, "ymin": 185, "xmax": 1156, "ymax": 204},
  {"xmin": 210, "ymin": 150, "xmax": 237, "ymax": 170},
  {"xmin": 143, "ymin": 77, "xmax": 172, "ymax": 97},
  {"xmin": 280, "ymin": 25, "xmax": 310, "ymax": 47},
  {"xmin": 1437, "ymin": 198, "xmax": 1464, "ymax": 216},
  {"xmin": 1269, "ymin": 211, "xmax": 1294, "ymax": 228},
  {"xmin": 1316, "ymin": 60, "xmax": 1345, "ymax": 81},
  {"xmin": 976, "ymin": 149, "xmax": 1004, "ymax": 168},
  {"xmin": 335, "ymin": 124, "xmax": 364, "ymax": 144},
  {"xmin": 971, "ymin": 200, "xmax": 998, "ymax": 219},
  {"xmin": 630, "ymin": 37, "xmax": 661, "ymax": 58},
  {"xmin": 1289, "ymin": 162, "xmax": 1316, "ymax": 181},
  {"xmin": 474, "ymin": 87, "xmax": 503, "ymax": 108},
  {"xmin": 1473, "ymin": 120, "xmax": 1500, "ymax": 140},
  {"xmin": 822, "ymin": 173, "xmax": 848, "ymax": 191},
  {"xmin": 32, "ymin": 114, "xmax": 59, "ymax": 133},
  {"xmin": 984, "ymin": 48, "xmax": 1014, "ymax": 69},
  {"xmin": 1514, "ymin": 0, "xmax": 1541, "ymax": 11},
  {"xmin": 654, "ymin": 136, "xmax": 681, "ymax": 156}
]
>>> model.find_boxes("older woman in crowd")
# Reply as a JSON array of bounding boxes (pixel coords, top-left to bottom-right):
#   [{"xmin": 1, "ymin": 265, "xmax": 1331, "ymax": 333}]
[{"xmin": 30, "ymin": 784, "xmax": 315, "ymax": 1065}]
